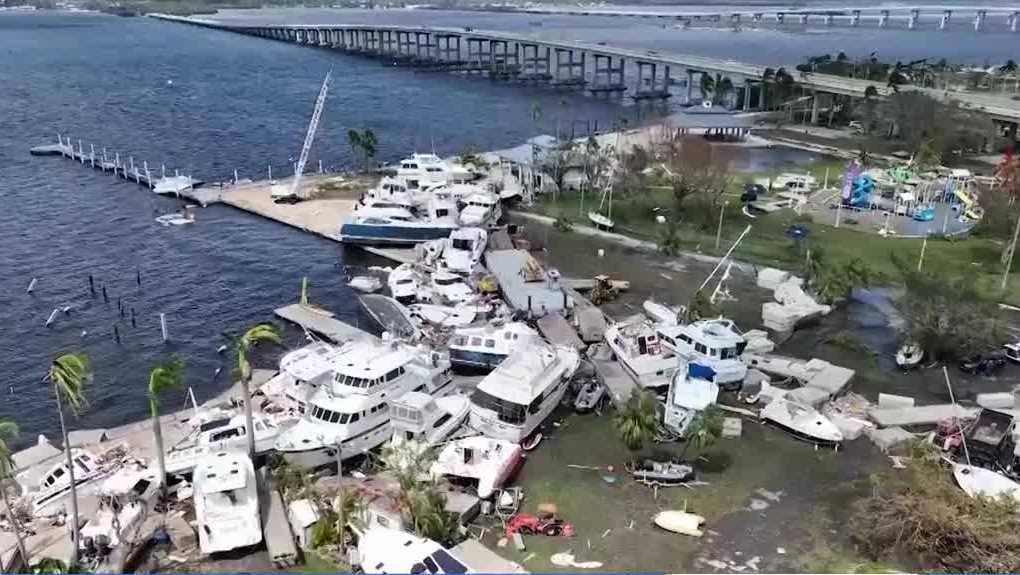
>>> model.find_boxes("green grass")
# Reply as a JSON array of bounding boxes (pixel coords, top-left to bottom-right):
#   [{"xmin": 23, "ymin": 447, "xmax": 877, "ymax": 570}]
[
  {"xmin": 289, "ymin": 551, "xmax": 347, "ymax": 573},
  {"xmin": 530, "ymin": 184, "xmax": 1020, "ymax": 305}
]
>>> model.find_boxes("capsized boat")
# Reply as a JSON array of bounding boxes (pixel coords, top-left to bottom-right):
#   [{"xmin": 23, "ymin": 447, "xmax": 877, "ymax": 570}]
[
  {"xmin": 653, "ymin": 510, "xmax": 705, "ymax": 537},
  {"xmin": 193, "ymin": 451, "xmax": 262, "ymax": 554},
  {"xmin": 627, "ymin": 458, "xmax": 695, "ymax": 486},
  {"xmin": 760, "ymin": 391, "xmax": 843, "ymax": 445},
  {"xmin": 953, "ymin": 462, "xmax": 1020, "ymax": 506},
  {"xmin": 431, "ymin": 435, "xmax": 523, "ymax": 498},
  {"xmin": 449, "ymin": 321, "xmax": 538, "ymax": 373}
]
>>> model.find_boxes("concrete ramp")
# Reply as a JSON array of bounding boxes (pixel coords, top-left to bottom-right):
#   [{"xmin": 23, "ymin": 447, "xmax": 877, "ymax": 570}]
[
  {"xmin": 274, "ymin": 303, "xmax": 376, "ymax": 343},
  {"xmin": 537, "ymin": 314, "xmax": 584, "ymax": 350}
]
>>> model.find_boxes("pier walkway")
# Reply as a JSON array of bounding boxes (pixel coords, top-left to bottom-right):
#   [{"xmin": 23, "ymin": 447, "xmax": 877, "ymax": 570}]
[{"xmin": 274, "ymin": 303, "xmax": 377, "ymax": 343}]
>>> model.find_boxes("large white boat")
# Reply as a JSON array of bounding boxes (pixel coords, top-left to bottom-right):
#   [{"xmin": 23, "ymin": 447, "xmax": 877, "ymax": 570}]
[
  {"xmin": 605, "ymin": 320, "xmax": 679, "ymax": 389},
  {"xmin": 662, "ymin": 363, "xmax": 720, "ymax": 436},
  {"xmin": 29, "ymin": 448, "xmax": 106, "ymax": 517},
  {"xmin": 656, "ymin": 318, "xmax": 748, "ymax": 390},
  {"xmin": 193, "ymin": 451, "xmax": 262, "ymax": 554},
  {"xmin": 164, "ymin": 413, "xmax": 285, "ymax": 476},
  {"xmin": 458, "ymin": 191, "xmax": 502, "ymax": 228},
  {"xmin": 395, "ymin": 153, "xmax": 474, "ymax": 191},
  {"xmin": 389, "ymin": 392, "xmax": 470, "ymax": 446},
  {"xmin": 430, "ymin": 269, "xmax": 475, "ymax": 304},
  {"xmin": 449, "ymin": 321, "xmax": 538, "ymax": 373},
  {"xmin": 358, "ymin": 525, "xmax": 474, "ymax": 574},
  {"xmin": 443, "ymin": 228, "xmax": 487, "ymax": 275},
  {"xmin": 274, "ymin": 337, "xmax": 454, "ymax": 468},
  {"xmin": 79, "ymin": 465, "xmax": 161, "ymax": 563},
  {"xmin": 387, "ymin": 263, "xmax": 424, "ymax": 305},
  {"xmin": 339, "ymin": 197, "xmax": 460, "ymax": 245},
  {"xmin": 152, "ymin": 175, "xmax": 194, "ymax": 195},
  {"xmin": 430, "ymin": 435, "xmax": 523, "ymax": 498},
  {"xmin": 468, "ymin": 341, "xmax": 580, "ymax": 442}
]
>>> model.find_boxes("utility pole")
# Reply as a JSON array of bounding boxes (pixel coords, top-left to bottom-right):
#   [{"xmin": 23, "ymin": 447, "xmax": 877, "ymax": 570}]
[
  {"xmin": 917, "ymin": 235, "xmax": 927, "ymax": 272},
  {"xmin": 1001, "ymin": 213, "xmax": 1020, "ymax": 290},
  {"xmin": 715, "ymin": 201, "xmax": 729, "ymax": 251}
]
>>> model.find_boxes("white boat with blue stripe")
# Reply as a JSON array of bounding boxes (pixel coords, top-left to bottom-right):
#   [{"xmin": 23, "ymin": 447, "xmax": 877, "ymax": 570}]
[
  {"xmin": 339, "ymin": 197, "xmax": 460, "ymax": 245},
  {"xmin": 449, "ymin": 321, "xmax": 538, "ymax": 373}
]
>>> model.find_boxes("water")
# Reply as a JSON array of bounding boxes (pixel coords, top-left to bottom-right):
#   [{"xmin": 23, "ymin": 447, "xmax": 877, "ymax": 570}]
[{"xmin": 0, "ymin": 11, "xmax": 637, "ymax": 447}]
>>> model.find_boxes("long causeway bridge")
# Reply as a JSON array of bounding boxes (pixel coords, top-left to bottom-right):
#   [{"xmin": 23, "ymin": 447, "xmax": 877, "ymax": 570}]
[{"xmin": 153, "ymin": 15, "xmax": 1020, "ymax": 131}]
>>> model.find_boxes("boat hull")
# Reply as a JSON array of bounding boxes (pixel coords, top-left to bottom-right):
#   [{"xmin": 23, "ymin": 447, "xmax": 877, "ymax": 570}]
[
  {"xmin": 277, "ymin": 419, "xmax": 393, "ymax": 469},
  {"xmin": 450, "ymin": 348, "xmax": 507, "ymax": 373},
  {"xmin": 339, "ymin": 223, "xmax": 455, "ymax": 245},
  {"xmin": 760, "ymin": 416, "xmax": 842, "ymax": 446}
]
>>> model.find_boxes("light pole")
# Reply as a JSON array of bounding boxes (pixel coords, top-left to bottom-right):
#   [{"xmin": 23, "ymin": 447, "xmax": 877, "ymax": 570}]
[
  {"xmin": 715, "ymin": 200, "xmax": 729, "ymax": 251},
  {"xmin": 335, "ymin": 440, "xmax": 346, "ymax": 554}
]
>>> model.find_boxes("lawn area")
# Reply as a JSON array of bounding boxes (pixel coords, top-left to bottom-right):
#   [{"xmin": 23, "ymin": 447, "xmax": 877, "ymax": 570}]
[
  {"xmin": 290, "ymin": 551, "xmax": 347, "ymax": 573},
  {"xmin": 527, "ymin": 181, "xmax": 1020, "ymax": 305}
]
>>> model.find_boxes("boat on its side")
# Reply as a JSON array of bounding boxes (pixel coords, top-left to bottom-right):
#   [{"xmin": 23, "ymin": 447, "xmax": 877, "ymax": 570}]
[
  {"xmin": 662, "ymin": 364, "xmax": 720, "ymax": 436},
  {"xmin": 760, "ymin": 390, "xmax": 843, "ymax": 445},
  {"xmin": 468, "ymin": 341, "xmax": 580, "ymax": 443},
  {"xmin": 193, "ymin": 451, "xmax": 262, "ymax": 555},
  {"xmin": 431, "ymin": 435, "xmax": 523, "ymax": 498},
  {"xmin": 627, "ymin": 458, "xmax": 695, "ymax": 486},
  {"xmin": 449, "ymin": 322, "xmax": 538, "ymax": 373},
  {"xmin": 339, "ymin": 197, "xmax": 459, "ymax": 245},
  {"xmin": 165, "ymin": 413, "xmax": 283, "ymax": 476},
  {"xmin": 953, "ymin": 463, "xmax": 1020, "ymax": 506}
]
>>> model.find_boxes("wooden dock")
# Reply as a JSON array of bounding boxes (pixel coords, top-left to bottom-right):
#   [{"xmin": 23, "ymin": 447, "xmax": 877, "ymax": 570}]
[
  {"xmin": 274, "ymin": 303, "xmax": 377, "ymax": 343},
  {"xmin": 30, "ymin": 137, "xmax": 213, "ymax": 205},
  {"xmin": 536, "ymin": 313, "xmax": 585, "ymax": 350}
]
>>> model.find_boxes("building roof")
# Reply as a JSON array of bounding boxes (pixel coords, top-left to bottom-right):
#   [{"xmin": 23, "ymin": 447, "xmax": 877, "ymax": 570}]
[
  {"xmin": 485, "ymin": 250, "xmax": 571, "ymax": 316},
  {"xmin": 665, "ymin": 111, "xmax": 755, "ymax": 129},
  {"xmin": 67, "ymin": 428, "xmax": 108, "ymax": 447}
]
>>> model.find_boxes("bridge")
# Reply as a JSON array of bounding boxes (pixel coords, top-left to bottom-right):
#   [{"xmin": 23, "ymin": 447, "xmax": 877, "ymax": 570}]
[
  {"xmin": 152, "ymin": 15, "xmax": 1020, "ymax": 130},
  {"xmin": 487, "ymin": 5, "xmax": 1020, "ymax": 32}
]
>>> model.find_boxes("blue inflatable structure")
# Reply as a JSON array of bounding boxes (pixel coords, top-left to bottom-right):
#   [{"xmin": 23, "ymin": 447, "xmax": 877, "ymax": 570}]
[{"xmin": 848, "ymin": 174, "xmax": 874, "ymax": 208}]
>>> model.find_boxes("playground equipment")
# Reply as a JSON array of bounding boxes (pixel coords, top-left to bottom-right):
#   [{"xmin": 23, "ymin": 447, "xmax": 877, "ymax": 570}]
[
  {"xmin": 947, "ymin": 176, "xmax": 983, "ymax": 222},
  {"xmin": 848, "ymin": 174, "xmax": 874, "ymax": 208}
]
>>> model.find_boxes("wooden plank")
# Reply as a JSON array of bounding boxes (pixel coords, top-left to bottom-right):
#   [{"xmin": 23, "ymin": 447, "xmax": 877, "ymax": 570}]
[{"xmin": 274, "ymin": 303, "xmax": 376, "ymax": 343}]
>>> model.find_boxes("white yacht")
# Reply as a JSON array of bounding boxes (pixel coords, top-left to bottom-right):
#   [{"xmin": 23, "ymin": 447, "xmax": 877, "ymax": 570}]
[
  {"xmin": 395, "ymin": 153, "xmax": 473, "ymax": 191},
  {"xmin": 29, "ymin": 448, "xmax": 105, "ymax": 516},
  {"xmin": 449, "ymin": 322, "xmax": 538, "ymax": 373},
  {"xmin": 193, "ymin": 451, "xmax": 262, "ymax": 554},
  {"xmin": 430, "ymin": 435, "xmax": 523, "ymax": 498},
  {"xmin": 430, "ymin": 270, "xmax": 474, "ymax": 304},
  {"xmin": 468, "ymin": 341, "xmax": 580, "ymax": 443},
  {"xmin": 152, "ymin": 175, "xmax": 194, "ymax": 195},
  {"xmin": 274, "ymin": 337, "xmax": 454, "ymax": 468},
  {"xmin": 656, "ymin": 319, "xmax": 748, "ymax": 390},
  {"xmin": 662, "ymin": 363, "xmax": 720, "ymax": 436},
  {"xmin": 458, "ymin": 191, "xmax": 502, "ymax": 228},
  {"xmin": 388, "ymin": 263, "xmax": 424, "ymax": 304},
  {"xmin": 389, "ymin": 392, "xmax": 470, "ymax": 446},
  {"xmin": 358, "ymin": 525, "xmax": 474, "ymax": 574},
  {"xmin": 443, "ymin": 228, "xmax": 487, "ymax": 275},
  {"xmin": 164, "ymin": 413, "xmax": 284, "ymax": 476},
  {"xmin": 339, "ymin": 197, "xmax": 460, "ymax": 245},
  {"xmin": 79, "ymin": 465, "xmax": 161, "ymax": 562},
  {"xmin": 605, "ymin": 320, "xmax": 679, "ymax": 389}
]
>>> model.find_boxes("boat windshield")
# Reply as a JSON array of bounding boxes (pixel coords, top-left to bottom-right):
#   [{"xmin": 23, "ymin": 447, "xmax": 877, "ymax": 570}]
[
  {"xmin": 424, "ymin": 550, "xmax": 469, "ymax": 574},
  {"xmin": 310, "ymin": 404, "xmax": 361, "ymax": 425},
  {"xmin": 451, "ymin": 239, "xmax": 473, "ymax": 250},
  {"xmin": 471, "ymin": 388, "xmax": 526, "ymax": 425},
  {"xmin": 434, "ymin": 276, "xmax": 462, "ymax": 286}
]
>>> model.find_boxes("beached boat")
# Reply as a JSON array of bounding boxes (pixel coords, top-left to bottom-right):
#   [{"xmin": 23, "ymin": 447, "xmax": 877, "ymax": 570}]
[
  {"xmin": 656, "ymin": 318, "xmax": 748, "ymax": 390},
  {"xmin": 409, "ymin": 303, "xmax": 477, "ymax": 328},
  {"xmin": 394, "ymin": 153, "xmax": 474, "ymax": 191},
  {"xmin": 760, "ymin": 394, "xmax": 843, "ymax": 445},
  {"xmin": 653, "ymin": 510, "xmax": 705, "ymax": 537},
  {"xmin": 431, "ymin": 435, "xmax": 523, "ymax": 498},
  {"xmin": 339, "ymin": 197, "xmax": 459, "ymax": 245},
  {"xmin": 627, "ymin": 458, "xmax": 695, "ymax": 486},
  {"xmin": 430, "ymin": 270, "xmax": 475, "ymax": 303},
  {"xmin": 387, "ymin": 263, "xmax": 424, "ymax": 304},
  {"xmin": 390, "ymin": 391, "xmax": 470, "ymax": 446},
  {"xmin": 458, "ymin": 191, "xmax": 502, "ymax": 228},
  {"xmin": 193, "ymin": 451, "xmax": 262, "ymax": 554},
  {"xmin": 605, "ymin": 320, "xmax": 678, "ymax": 389},
  {"xmin": 573, "ymin": 379, "xmax": 606, "ymax": 414},
  {"xmin": 165, "ymin": 413, "xmax": 284, "ymax": 476},
  {"xmin": 662, "ymin": 364, "xmax": 720, "ymax": 436},
  {"xmin": 30, "ymin": 448, "xmax": 106, "ymax": 516},
  {"xmin": 357, "ymin": 525, "xmax": 474, "ymax": 574},
  {"xmin": 449, "ymin": 321, "xmax": 538, "ymax": 373},
  {"xmin": 468, "ymin": 341, "xmax": 580, "ymax": 443},
  {"xmin": 348, "ymin": 275, "xmax": 383, "ymax": 294},
  {"xmin": 953, "ymin": 462, "xmax": 1020, "ymax": 505},
  {"xmin": 642, "ymin": 299, "xmax": 684, "ymax": 326},
  {"xmin": 443, "ymin": 228, "xmax": 487, "ymax": 275},
  {"xmin": 274, "ymin": 337, "xmax": 453, "ymax": 468},
  {"xmin": 78, "ymin": 464, "xmax": 161, "ymax": 565}
]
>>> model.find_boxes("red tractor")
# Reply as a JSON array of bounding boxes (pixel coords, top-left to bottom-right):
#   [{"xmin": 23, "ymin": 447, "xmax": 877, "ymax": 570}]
[{"xmin": 505, "ymin": 512, "xmax": 575, "ymax": 538}]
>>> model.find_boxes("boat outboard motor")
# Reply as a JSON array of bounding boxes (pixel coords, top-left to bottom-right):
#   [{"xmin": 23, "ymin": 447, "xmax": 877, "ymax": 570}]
[
  {"xmin": 96, "ymin": 534, "xmax": 112, "ymax": 559},
  {"xmin": 81, "ymin": 536, "xmax": 96, "ymax": 559}
]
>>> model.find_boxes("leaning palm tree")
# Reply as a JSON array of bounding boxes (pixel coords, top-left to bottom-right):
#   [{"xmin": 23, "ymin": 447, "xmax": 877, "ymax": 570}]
[
  {"xmin": 47, "ymin": 352, "xmax": 91, "ymax": 568},
  {"xmin": 234, "ymin": 323, "xmax": 282, "ymax": 460},
  {"xmin": 148, "ymin": 356, "xmax": 184, "ymax": 497},
  {"xmin": 0, "ymin": 418, "xmax": 30, "ymax": 567},
  {"xmin": 346, "ymin": 129, "xmax": 363, "ymax": 172},
  {"xmin": 699, "ymin": 72, "xmax": 715, "ymax": 104},
  {"xmin": 679, "ymin": 406, "xmax": 723, "ymax": 460},
  {"xmin": 614, "ymin": 388, "xmax": 659, "ymax": 450},
  {"xmin": 760, "ymin": 67, "xmax": 776, "ymax": 110},
  {"xmin": 716, "ymin": 75, "xmax": 735, "ymax": 107}
]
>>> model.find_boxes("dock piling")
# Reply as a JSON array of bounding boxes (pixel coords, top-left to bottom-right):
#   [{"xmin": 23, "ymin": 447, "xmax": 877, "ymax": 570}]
[
  {"xmin": 90, "ymin": 144, "xmax": 96, "ymax": 168},
  {"xmin": 27, "ymin": 277, "xmax": 37, "ymax": 294},
  {"xmin": 102, "ymin": 285, "xmax": 109, "ymax": 303},
  {"xmin": 88, "ymin": 274, "xmax": 95, "ymax": 295},
  {"xmin": 268, "ymin": 164, "xmax": 273, "ymax": 180},
  {"xmin": 114, "ymin": 324, "xmax": 121, "ymax": 343},
  {"xmin": 160, "ymin": 312, "xmax": 169, "ymax": 342},
  {"xmin": 234, "ymin": 168, "xmax": 239, "ymax": 184},
  {"xmin": 131, "ymin": 307, "xmax": 136, "ymax": 328}
]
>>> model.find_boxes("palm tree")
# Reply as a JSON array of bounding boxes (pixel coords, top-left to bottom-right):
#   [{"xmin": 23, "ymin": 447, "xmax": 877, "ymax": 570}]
[
  {"xmin": 148, "ymin": 356, "xmax": 184, "ymax": 497},
  {"xmin": 47, "ymin": 352, "xmax": 91, "ymax": 568},
  {"xmin": 614, "ymin": 388, "xmax": 658, "ymax": 450},
  {"xmin": 999, "ymin": 59, "xmax": 1018, "ymax": 75},
  {"xmin": 679, "ymin": 406, "xmax": 723, "ymax": 460},
  {"xmin": 360, "ymin": 129, "xmax": 378, "ymax": 171},
  {"xmin": 0, "ymin": 418, "xmax": 30, "ymax": 567},
  {"xmin": 234, "ymin": 323, "xmax": 282, "ymax": 460},
  {"xmin": 760, "ymin": 67, "xmax": 775, "ymax": 110},
  {"xmin": 346, "ymin": 129, "xmax": 362, "ymax": 171},
  {"xmin": 699, "ymin": 72, "xmax": 715, "ymax": 104},
  {"xmin": 716, "ymin": 75, "xmax": 735, "ymax": 107},
  {"xmin": 30, "ymin": 558, "xmax": 69, "ymax": 574}
]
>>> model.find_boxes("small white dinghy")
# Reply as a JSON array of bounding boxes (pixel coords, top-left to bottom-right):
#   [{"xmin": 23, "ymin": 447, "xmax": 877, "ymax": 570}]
[
  {"xmin": 587, "ymin": 210, "xmax": 614, "ymax": 230},
  {"xmin": 643, "ymin": 299, "xmax": 685, "ymax": 326},
  {"xmin": 409, "ymin": 303, "xmax": 476, "ymax": 328},
  {"xmin": 348, "ymin": 275, "xmax": 383, "ymax": 293},
  {"xmin": 953, "ymin": 463, "xmax": 1020, "ymax": 506},
  {"xmin": 653, "ymin": 510, "xmax": 705, "ymax": 537}
]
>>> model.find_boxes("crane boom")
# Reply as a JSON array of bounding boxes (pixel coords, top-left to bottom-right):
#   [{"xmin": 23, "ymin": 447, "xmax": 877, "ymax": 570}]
[{"xmin": 290, "ymin": 69, "xmax": 332, "ymax": 199}]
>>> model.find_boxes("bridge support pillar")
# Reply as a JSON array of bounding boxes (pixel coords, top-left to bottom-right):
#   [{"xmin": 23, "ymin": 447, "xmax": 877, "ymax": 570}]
[
  {"xmin": 850, "ymin": 10, "xmax": 860, "ymax": 26},
  {"xmin": 554, "ymin": 49, "xmax": 586, "ymax": 86},
  {"xmin": 810, "ymin": 91, "xmax": 820, "ymax": 125},
  {"xmin": 1009, "ymin": 12, "xmax": 1018, "ymax": 32},
  {"xmin": 940, "ymin": 10, "xmax": 952, "ymax": 30},
  {"xmin": 752, "ymin": 13, "xmax": 763, "ymax": 24},
  {"xmin": 730, "ymin": 13, "xmax": 740, "ymax": 26},
  {"xmin": 743, "ymin": 79, "xmax": 752, "ymax": 111},
  {"xmin": 775, "ymin": 12, "xmax": 785, "ymax": 24},
  {"xmin": 798, "ymin": 14, "xmax": 809, "ymax": 25},
  {"xmin": 908, "ymin": 9, "xmax": 919, "ymax": 29},
  {"xmin": 590, "ymin": 54, "xmax": 625, "ymax": 95},
  {"xmin": 824, "ymin": 14, "xmax": 833, "ymax": 26},
  {"xmin": 633, "ymin": 61, "xmax": 670, "ymax": 100},
  {"xmin": 520, "ymin": 43, "xmax": 550, "ymax": 81},
  {"xmin": 974, "ymin": 9, "xmax": 987, "ymax": 31},
  {"xmin": 878, "ymin": 10, "xmax": 889, "ymax": 27}
]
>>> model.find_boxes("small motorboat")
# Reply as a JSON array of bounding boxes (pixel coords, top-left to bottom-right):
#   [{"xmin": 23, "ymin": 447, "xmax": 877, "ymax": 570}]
[
  {"xmin": 953, "ymin": 462, "xmax": 1020, "ymax": 506},
  {"xmin": 895, "ymin": 342, "xmax": 924, "ymax": 370},
  {"xmin": 760, "ymin": 394, "xmax": 843, "ymax": 445},
  {"xmin": 642, "ymin": 299, "xmax": 685, "ymax": 326},
  {"xmin": 1004, "ymin": 341, "xmax": 1020, "ymax": 363},
  {"xmin": 627, "ymin": 458, "xmax": 695, "ymax": 487},
  {"xmin": 653, "ymin": 510, "xmax": 704, "ymax": 537},
  {"xmin": 155, "ymin": 209, "xmax": 194, "ymax": 226},
  {"xmin": 587, "ymin": 210, "xmax": 614, "ymax": 230},
  {"xmin": 348, "ymin": 275, "xmax": 383, "ymax": 294},
  {"xmin": 521, "ymin": 433, "xmax": 543, "ymax": 451},
  {"xmin": 959, "ymin": 353, "xmax": 1007, "ymax": 376},
  {"xmin": 573, "ymin": 379, "xmax": 606, "ymax": 414}
]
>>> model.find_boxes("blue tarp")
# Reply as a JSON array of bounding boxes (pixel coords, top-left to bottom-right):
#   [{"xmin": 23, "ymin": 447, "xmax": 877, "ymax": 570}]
[{"xmin": 688, "ymin": 363, "xmax": 716, "ymax": 381}]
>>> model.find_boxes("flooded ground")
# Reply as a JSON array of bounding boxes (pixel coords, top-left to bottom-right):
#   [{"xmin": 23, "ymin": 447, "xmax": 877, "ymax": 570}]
[{"xmin": 501, "ymin": 215, "xmax": 1017, "ymax": 572}]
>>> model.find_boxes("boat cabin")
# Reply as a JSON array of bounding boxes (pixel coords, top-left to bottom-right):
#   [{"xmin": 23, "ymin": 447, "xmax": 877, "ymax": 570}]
[
  {"xmin": 30, "ymin": 448, "xmax": 103, "ymax": 513},
  {"xmin": 390, "ymin": 392, "xmax": 455, "ymax": 443}
]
